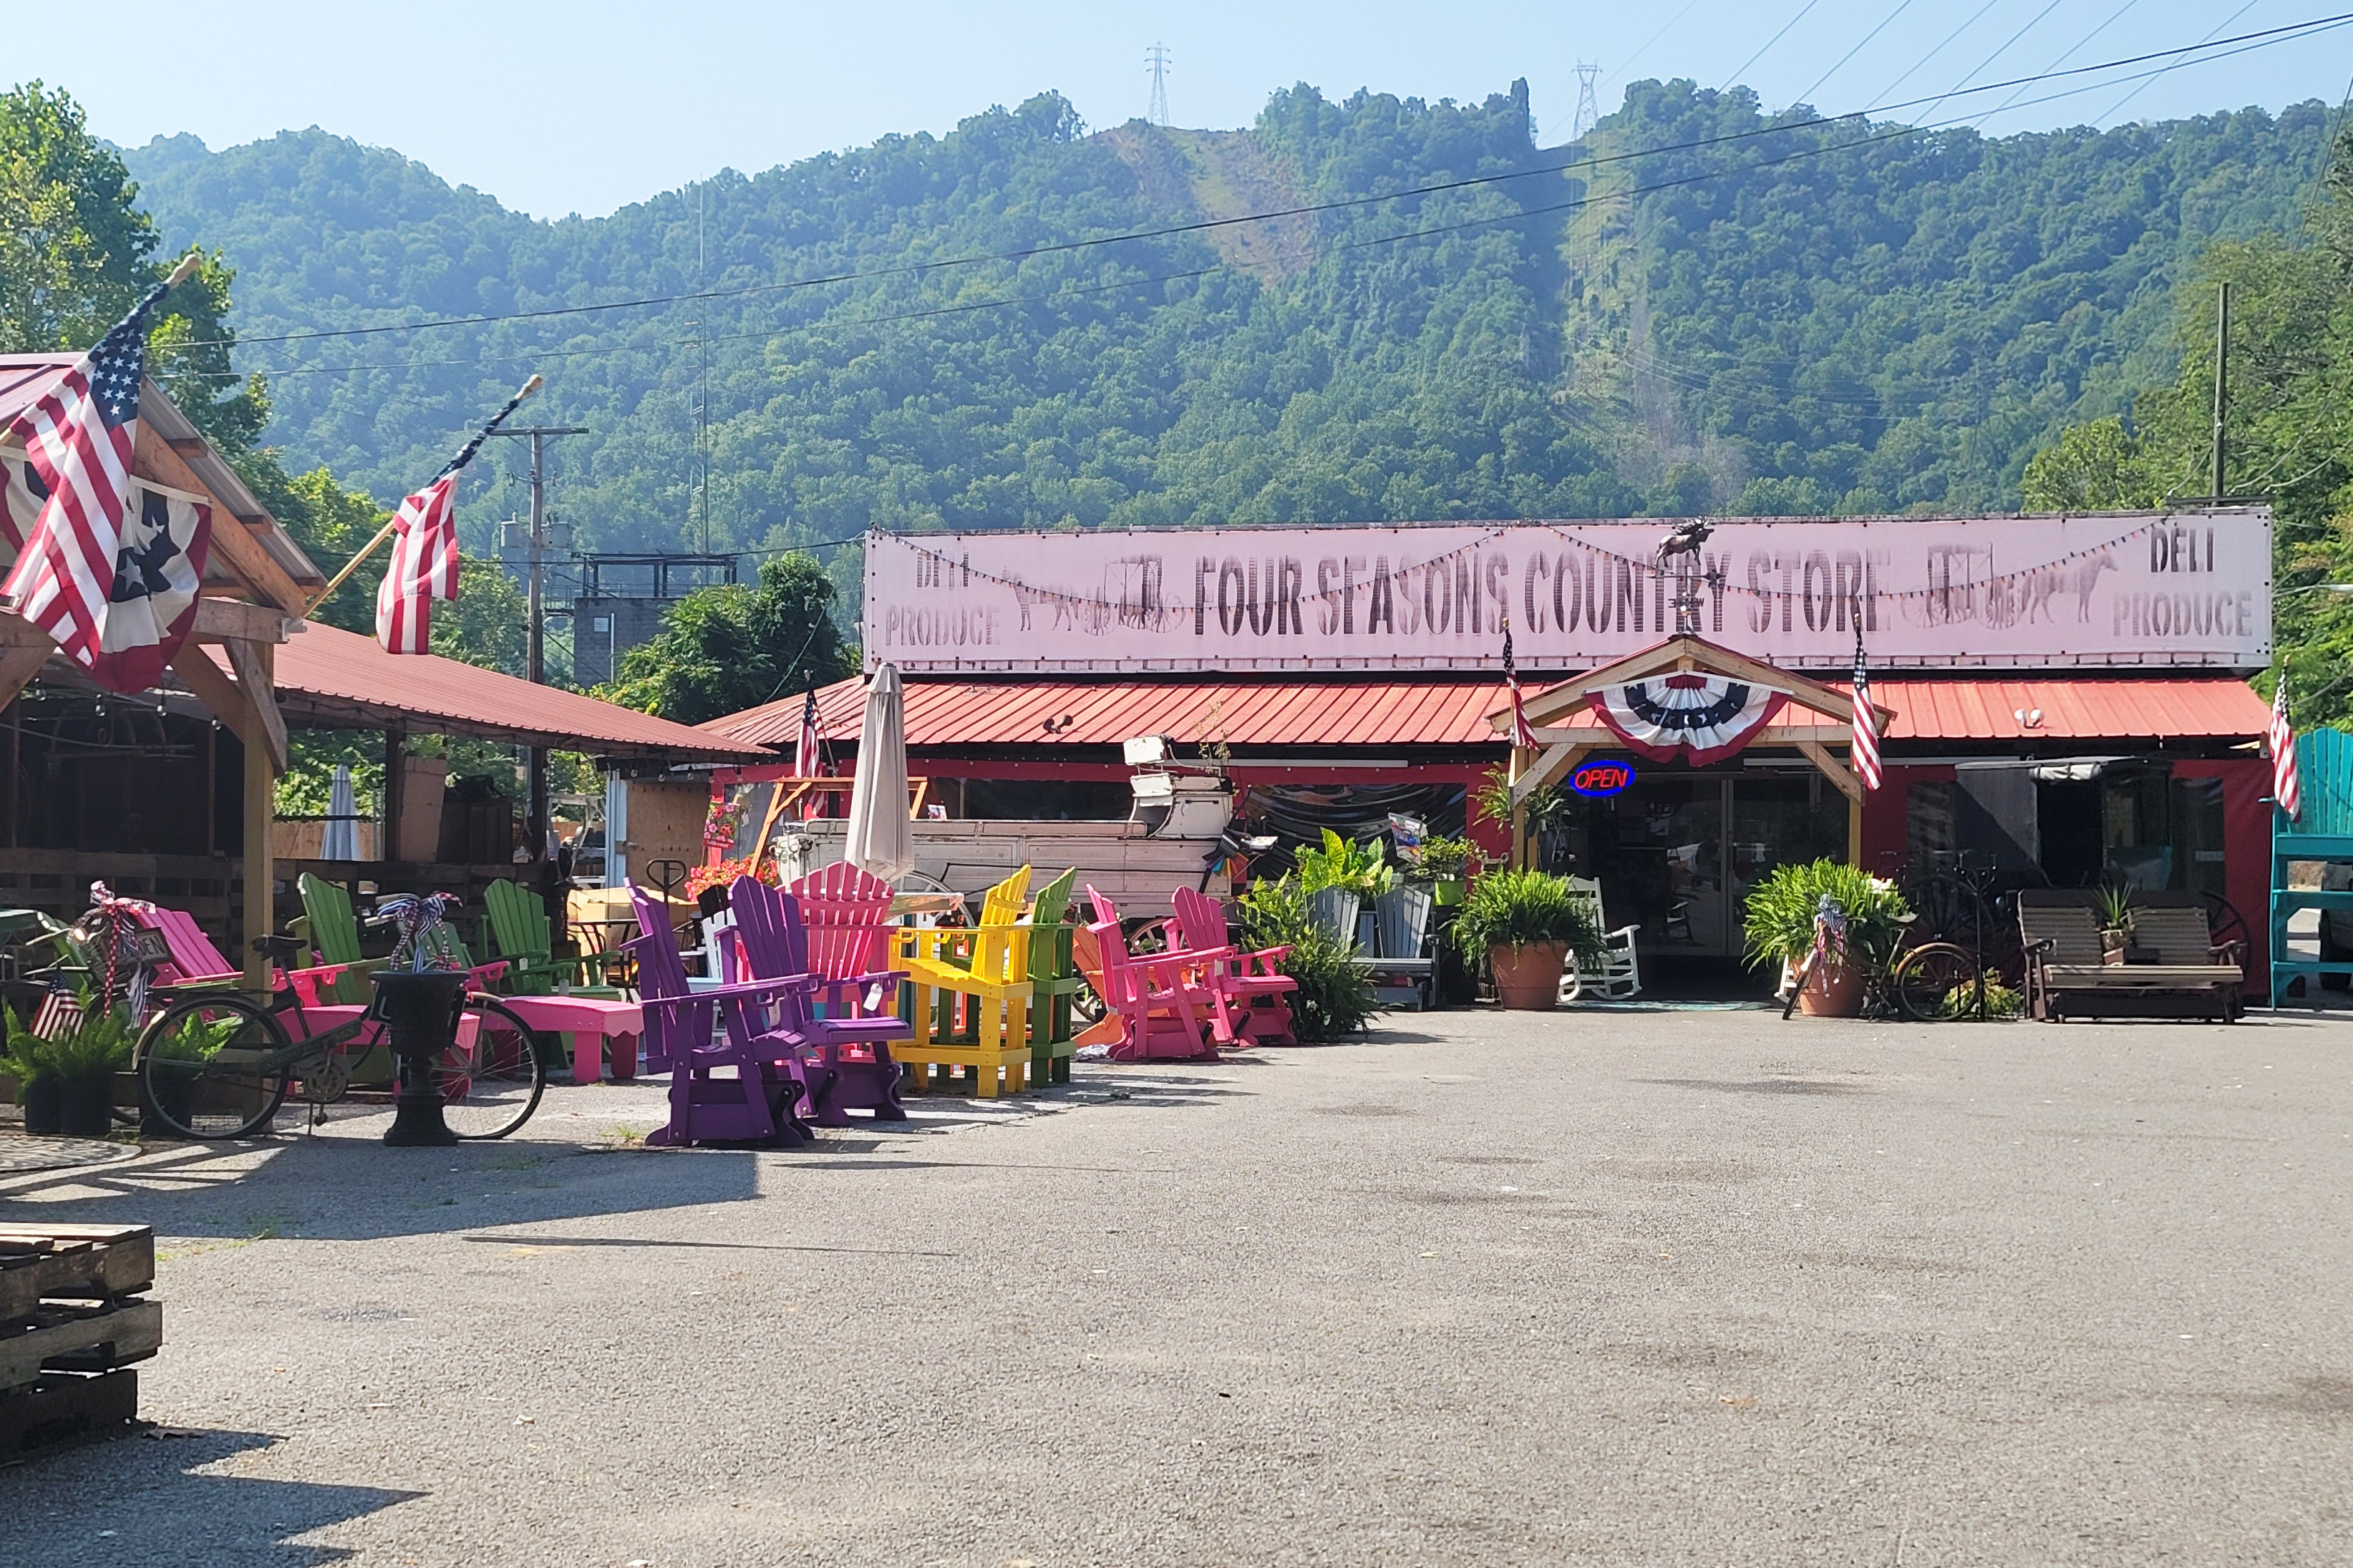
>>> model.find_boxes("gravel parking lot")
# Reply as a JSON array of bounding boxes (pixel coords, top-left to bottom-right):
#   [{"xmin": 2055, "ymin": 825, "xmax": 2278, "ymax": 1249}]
[{"xmin": 4, "ymin": 1005, "xmax": 2349, "ymax": 1567}]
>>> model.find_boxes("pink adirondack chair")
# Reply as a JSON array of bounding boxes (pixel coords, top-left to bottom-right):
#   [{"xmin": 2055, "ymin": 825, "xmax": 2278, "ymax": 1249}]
[
  {"xmin": 1082, "ymin": 890, "xmax": 1236, "ymax": 1062},
  {"xmin": 1168, "ymin": 887, "xmax": 1299, "ymax": 1046},
  {"xmin": 624, "ymin": 883, "xmax": 820, "ymax": 1148},
  {"xmin": 728, "ymin": 877, "xmax": 910, "ymax": 1126},
  {"xmin": 132, "ymin": 905, "xmax": 375, "ymax": 1042},
  {"xmin": 785, "ymin": 863, "xmax": 901, "ymax": 1018}
]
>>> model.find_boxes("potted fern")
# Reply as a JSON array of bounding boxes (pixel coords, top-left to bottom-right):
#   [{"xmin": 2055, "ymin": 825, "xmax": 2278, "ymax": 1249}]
[
  {"xmin": 2, "ymin": 1007, "xmax": 62, "ymax": 1134},
  {"xmin": 141, "ymin": 1011, "xmax": 236, "ymax": 1136},
  {"xmin": 48, "ymin": 994, "xmax": 134, "ymax": 1137},
  {"xmin": 1451, "ymin": 869, "xmax": 1604, "ymax": 1008},
  {"xmin": 1740, "ymin": 860, "xmax": 1913, "ymax": 1016}
]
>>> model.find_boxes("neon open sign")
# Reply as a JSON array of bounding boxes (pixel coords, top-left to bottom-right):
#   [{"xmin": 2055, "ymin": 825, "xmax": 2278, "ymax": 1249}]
[{"xmin": 1569, "ymin": 761, "xmax": 1637, "ymax": 798}]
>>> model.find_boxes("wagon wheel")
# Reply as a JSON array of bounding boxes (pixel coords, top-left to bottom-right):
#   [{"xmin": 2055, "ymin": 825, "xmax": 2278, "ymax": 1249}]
[{"xmin": 2196, "ymin": 892, "xmax": 2251, "ymax": 961}]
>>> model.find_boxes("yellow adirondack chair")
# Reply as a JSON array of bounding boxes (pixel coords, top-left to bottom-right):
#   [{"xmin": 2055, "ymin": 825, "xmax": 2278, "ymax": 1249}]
[{"xmin": 894, "ymin": 867, "xmax": 1034, "ymax": 1098}]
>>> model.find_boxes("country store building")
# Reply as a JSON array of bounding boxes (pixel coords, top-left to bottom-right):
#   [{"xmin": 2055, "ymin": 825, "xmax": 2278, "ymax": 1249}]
[{"xmin": 706, "ymin": 512, "xmax": 2279, "ymax": 982}]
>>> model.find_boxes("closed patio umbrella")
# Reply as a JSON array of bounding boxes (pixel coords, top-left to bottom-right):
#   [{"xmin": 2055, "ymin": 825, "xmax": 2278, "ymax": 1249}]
[
  {"xmin": 321, "ymin": 764, "xmax": 360, "ymax": 860},
  {"xmin": 842, "ymin": 663, "xmax": 913, "ymax": 882}
]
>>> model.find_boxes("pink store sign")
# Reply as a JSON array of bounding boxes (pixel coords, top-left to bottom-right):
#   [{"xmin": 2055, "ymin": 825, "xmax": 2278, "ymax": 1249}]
[{"xmin": 863, "ymin": 510, "xmax": 2270, "ymax": 673}]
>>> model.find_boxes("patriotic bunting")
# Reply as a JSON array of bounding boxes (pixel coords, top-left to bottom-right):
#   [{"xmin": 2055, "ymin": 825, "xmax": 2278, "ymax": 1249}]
[{"xmin": 1588, "ymin": 672, "xmax": 1787, "ymax": 764}]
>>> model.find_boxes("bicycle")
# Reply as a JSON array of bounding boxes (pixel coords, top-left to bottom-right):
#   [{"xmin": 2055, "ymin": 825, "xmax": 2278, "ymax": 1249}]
[{"xmin": 129, "ymin": 910, "xmax": 547, "ymax": 1141}]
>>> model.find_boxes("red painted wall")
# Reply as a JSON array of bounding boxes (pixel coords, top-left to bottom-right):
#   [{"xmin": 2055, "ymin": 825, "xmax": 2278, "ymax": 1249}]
[{"xmin": 2173, "ymin": 756, "xmax": 2271, "ymax": 978}]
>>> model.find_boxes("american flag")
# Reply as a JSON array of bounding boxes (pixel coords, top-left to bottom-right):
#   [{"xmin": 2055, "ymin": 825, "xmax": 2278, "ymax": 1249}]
[
  {"xmin": 374, "ymin": 472, "xmax": 460, "ymax": 653},
  {"xmin": 2271, "ymin": 671, "xmax": 2301, "ymax": 822},
  {"xmin": 373, "ymin": 376, "xmax": 540, "ymax": 654},
  {"xmin": 793, "ymin": 688, "xmax": 823, "ymax": 819},
  {"xmin": 0, "ymin": 267, "xmax": 190, "ymax": 668},
  {"xmin": 1850, "ymin": 631, "xmax": 1883, "ymax": 792},
  {"xmin": 1503, "ymin": 616, "xmax": 1539, "ymax": 749}
]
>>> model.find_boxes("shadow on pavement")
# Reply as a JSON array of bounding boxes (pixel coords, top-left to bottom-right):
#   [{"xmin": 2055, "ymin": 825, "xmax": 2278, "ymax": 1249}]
[{"xmin": 1, "ymin": 1427, "xmax": 419, "ymax": 1567}]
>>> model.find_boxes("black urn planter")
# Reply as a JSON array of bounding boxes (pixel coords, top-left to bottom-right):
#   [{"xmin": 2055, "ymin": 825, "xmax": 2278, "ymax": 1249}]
[
  {"xmin": 57, "ymin": 1074, "xmax": 114, "ymax": 1137},
  {"xmin": 21, "ymin": 1077, "xmax": 62, "ymax": 1134},
  {"xmin": 371, "ymin": 969, "xmax": 471, "ymax": 1147}
]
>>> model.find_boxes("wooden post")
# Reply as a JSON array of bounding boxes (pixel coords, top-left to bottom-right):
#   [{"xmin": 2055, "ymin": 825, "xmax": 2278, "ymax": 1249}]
[
  {"xmin": 1847, "ymin": 788, "xmax": 1864, "ymax": 870},
  {"xmin": 383, "ymin": 724, "xmax": 407, "ymax": 864},
  {"xmin": 241, "ymin": 644, "xmax": 276, "ymax": 992},
  {"xmin": 1508, "ymin": 745, "xmax": 1530, "ymax": 870}
]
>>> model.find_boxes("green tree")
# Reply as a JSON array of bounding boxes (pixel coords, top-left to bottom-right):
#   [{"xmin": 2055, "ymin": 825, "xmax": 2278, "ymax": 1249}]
[
  {"xmin": 0, "ymin": 82, "xmax": 266, "ymax": 457},
  {"xmin": 603, "ymin": 552, "xmax": 852, "ymax": 724}
]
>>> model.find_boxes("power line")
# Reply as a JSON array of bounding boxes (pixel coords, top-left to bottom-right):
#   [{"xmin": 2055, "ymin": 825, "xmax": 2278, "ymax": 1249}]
[
  {"xmin": 1913, "ymin": 0, "xmax": 2070, "ymax": 125},
  {"xmin": 178, "ymin": 13, "xmax": 2353, "ymax": 357},
  {"xmin": 1791, "ymin": 0, "xmax": 1921, "ymax": 109},
  {"xmin": 1719, "ymin": 0, "xmax": 1823, "ymax": 92},
  {"xmin": 2095, "ymin": 0, "xmax": 2261, "ymax": 127},
  {"xmin": 1975, "ymin": 0, "xmax": 2143, "ymax": 125},
  {"xmin": 1861, "ymin": 0, "xmax": 2002, "ymax": 112},
  {"xmin": 1610, "ymin": 0, "xmax": 1704, "ymax": 90}
]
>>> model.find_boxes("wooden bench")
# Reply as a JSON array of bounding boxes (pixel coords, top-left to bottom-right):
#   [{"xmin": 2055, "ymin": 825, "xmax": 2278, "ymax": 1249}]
[{"xmin": 2019, "ymin": 892, "xmax": 2241, "ymax": 1022}]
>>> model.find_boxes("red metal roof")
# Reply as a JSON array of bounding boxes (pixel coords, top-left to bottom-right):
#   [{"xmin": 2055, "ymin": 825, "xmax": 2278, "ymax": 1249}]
[
  {"xmin": 238, "ymin": 622, "xmax": 767, "ymax": 760},
  {"xmin": 711, "ymin": 676, "xmax": 1517, "ymax": 751},
  {"xmin": 712, "ymin": 671, "xmax": 2271, "ymax": 753},
  {"xmin": 0, "ymin": 358, "xmax": 77, "ymax": 430}
]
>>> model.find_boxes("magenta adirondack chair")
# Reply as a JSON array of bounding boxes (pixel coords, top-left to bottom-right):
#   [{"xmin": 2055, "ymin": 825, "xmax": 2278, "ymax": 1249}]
[
  {"xmin": 727, "ymin": 877, "xmax": 910, "ymax": 1126},
  {"xmin": 1168, "ymin": 886, "xmax": 1299, "ymax": 1046},
  {"xmin": 132, "ymin": 905, "xmax": 375, "ymax": 1041},
  {"xmin": 785, "ymin": 863, "xmax": 899, "ymax": 1018},
  {"xmin": 1084, "ymin": 898, "xmax": 1236, "ymax": 1062},
  {"xmin": 625, "ymin": 883, "xmax": 820, "ymax": 1148}
]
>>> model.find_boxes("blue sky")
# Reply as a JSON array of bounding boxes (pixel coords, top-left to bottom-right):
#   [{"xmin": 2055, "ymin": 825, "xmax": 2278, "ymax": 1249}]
[{"xmin": 18, "ymin": 0, "xmax": 2352, "ymax": 218}]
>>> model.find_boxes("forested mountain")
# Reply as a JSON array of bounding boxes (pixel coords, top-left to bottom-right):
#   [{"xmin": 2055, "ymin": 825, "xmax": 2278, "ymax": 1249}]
[{"xmin": 123, "ymin": 82, "xmax": 2333, "ymax": 602}]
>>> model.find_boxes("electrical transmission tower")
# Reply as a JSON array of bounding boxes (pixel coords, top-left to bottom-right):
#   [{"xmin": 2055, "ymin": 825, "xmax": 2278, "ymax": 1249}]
[
  {"xmin": 1146, "ymin": 42, "xmax": 1172, "ymax": 127},
  {"xmin": 1573, "ymin": 61, "xmax": 1601, "ymax": 140}
]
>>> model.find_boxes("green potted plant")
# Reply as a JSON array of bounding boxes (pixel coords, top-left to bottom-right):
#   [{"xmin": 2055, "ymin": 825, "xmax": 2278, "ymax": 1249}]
[
  {"xmin": 1293, "ymin": 829, "xmax": 1394, "ymax": 948},
  {"xmin": 2094, "ymin": 882, "xmax": 2133, "ymax": 960},
  {"xmin": 1238, "ymin": 875, "xmax": 1381, "ymax": 1039},
  {"xmin": 140, "ymin": 1011, "xmax": 236, "ymax": 1136},
  {"xmin": 1451, "ymin": 868, "xmax": 1604, "ymax": 1008},
  {"xmin": 2, "ymin": 1007, "xmax": 62, "ymax": 1134},
  {"xmin": 47, "ymin": 993, "xmax": 134, "ymax": 1137},
  {"xmin": 1740, "ymin": 860, "xmax": 1913, "ymax": 1016},
  {"xmin": 1412, "ymin": 837, "xmax": 1481, "ymax": 906}
]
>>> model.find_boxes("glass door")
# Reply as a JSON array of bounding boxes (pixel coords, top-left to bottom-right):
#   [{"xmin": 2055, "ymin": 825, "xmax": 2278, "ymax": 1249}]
[{"xmin": 1583, "ymin": 776, "xmax": 1729, "ymax": 955}]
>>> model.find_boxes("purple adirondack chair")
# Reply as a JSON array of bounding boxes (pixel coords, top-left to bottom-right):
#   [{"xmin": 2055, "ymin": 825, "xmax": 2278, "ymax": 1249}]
[
  {"xmin": 624, "ymin": 883, "xmax": 820, "ymax": 1148},
  {"xmin": 727, "ymin": 877, "xmax": 911, "ymax": 1126}
]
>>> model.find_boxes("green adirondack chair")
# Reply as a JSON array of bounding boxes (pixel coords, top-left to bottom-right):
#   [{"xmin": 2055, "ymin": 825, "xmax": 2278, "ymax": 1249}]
[
  {"xmin": 482, "ymin": 879, "xmax": 624, "ymax": 997},
  {"xmin": 1025, "ymin": 868, "xmax": 1085, "ymax": 1086},
  {"xmin": 293, "ymin": 874, "xmax": 388, "ymax": 1005}
]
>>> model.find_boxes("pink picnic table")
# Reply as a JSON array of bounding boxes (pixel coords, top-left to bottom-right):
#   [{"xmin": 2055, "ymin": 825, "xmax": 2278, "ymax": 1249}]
[{"xmin": 488, "ymin": 995, "xmax": 644, "ymax": 1085}]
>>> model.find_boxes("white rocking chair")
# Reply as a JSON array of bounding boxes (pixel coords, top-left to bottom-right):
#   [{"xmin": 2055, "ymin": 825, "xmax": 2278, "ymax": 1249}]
[{"xmin": 1560, "ymin": 875, "xmax": 1642, "ymax": 1001}]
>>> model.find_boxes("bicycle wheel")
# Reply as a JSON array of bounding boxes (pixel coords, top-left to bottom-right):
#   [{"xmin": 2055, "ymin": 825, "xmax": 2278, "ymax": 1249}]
[
  {"xmin": 1891, "ymin": 943, "xmax": 1983, "ymax": 1023},
  {"xmin": 135, "ymin": 993, "xmax": 293, "ymax": 1139},
  {"xmin": 442, "ymin": 995, "xmax": 548, "ymax": 1139}
]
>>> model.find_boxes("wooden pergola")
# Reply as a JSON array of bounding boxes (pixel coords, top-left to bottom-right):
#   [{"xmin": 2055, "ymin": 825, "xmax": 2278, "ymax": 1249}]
[
  {"xmin": 1488, "ymin": 636, "xmax": 1894, "ymax": 870},
  {"xmin": 0, "ymin": 359, "xmax": 326, "ymax": 988}
]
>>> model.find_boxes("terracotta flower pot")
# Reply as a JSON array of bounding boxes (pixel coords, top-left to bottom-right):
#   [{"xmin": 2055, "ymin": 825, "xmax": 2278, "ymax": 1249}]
[
  {"xmin": 1490, "ymin": 942, "xmax": 1568, "ymax": 1009},
  {"xmin": 1796, "ymin": 960, "xmax": 1866, "ymax": 1017}
]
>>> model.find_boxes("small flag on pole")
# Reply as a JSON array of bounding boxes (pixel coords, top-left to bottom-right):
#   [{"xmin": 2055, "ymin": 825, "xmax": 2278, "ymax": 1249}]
[
  {"xmin": 1850, "ymin": 618, "xmax": 1882, "ymax": 792},
  {"xmin": 1503, "ymin": 615, "xmax": 1539, "ymax": 749},
  {"xmin": 1, "ymin": 257, "xmax": 198, "ymax": 671},
  {"xmin": 374, "ymin": 376, "xmax": 539, "ymax": 654},
  {"xmin": 2270, "ymin": 671, "xmax": 2301, "ymax": 821}
]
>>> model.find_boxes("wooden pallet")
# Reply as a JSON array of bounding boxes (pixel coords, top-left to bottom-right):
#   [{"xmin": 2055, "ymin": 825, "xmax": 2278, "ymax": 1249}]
[{"xmin": 0, "ymin": 1224, "xmax": 159, "ymax": 1453}]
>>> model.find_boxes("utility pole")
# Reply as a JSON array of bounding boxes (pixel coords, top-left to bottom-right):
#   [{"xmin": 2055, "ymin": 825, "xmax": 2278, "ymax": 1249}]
[
  {"xmin": 489, "ymin": 423, "xmax": 588, "ymax": 872},
  {"xmin": 1146, "ymin": 42, "xmax": 1172, "ymax": 127},
  {"xmin": 2211, "ymin": 279, "xmax": 2230, "ymax": 500}
]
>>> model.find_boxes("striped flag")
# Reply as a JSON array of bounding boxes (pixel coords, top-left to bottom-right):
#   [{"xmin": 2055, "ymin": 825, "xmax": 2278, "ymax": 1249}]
[
  {"xmin": 374, "ymin": 472, "xmax": 460, "ymax": 653},
  {"xmin": 794, "ymin": 688, "xmax": 823, "ymax": 819},
  {"xmin": 2271, "ymin": 671, "xmax": 2301, "ymax": 822},
  {"xmin": 372, "ymin": 377, "xmax": 541, "ymax": 654},
  {"xmin": 1503, "ymin": 616, "xmax": 1539, "ymax": 750},
  {"xmin": 0, "ymin": 267, "xmax": 190, "ymax": 668},
  {"xmin": 1850, "ymin": 630, "xmax": 1883, "ymax": 792}
]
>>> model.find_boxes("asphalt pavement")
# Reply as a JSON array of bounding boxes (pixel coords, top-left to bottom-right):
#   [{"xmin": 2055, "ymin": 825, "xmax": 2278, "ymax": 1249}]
[{"xmin": 2, "ymin": 1005, "xmax": 2349, "ymax": 1567}]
